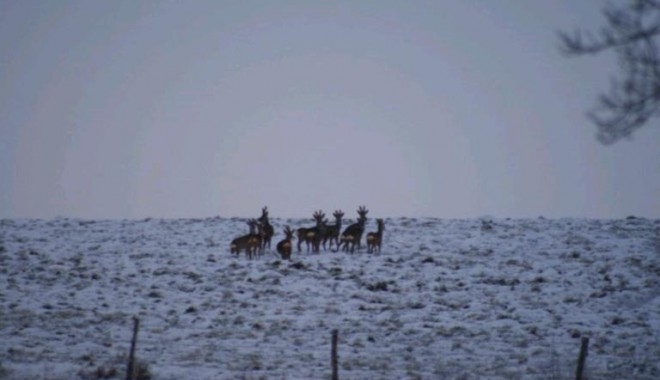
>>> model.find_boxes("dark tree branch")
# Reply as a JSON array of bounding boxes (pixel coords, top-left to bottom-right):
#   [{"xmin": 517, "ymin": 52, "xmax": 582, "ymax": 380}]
[{"xmin": 559, "ymin": 1, "xmax": 660, "ymax": 144}]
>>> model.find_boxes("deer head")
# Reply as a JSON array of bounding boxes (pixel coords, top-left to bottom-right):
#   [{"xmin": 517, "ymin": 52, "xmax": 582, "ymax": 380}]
[
  {"xmin": 247, "ymin": 219, "xmax": 258, "ymax": 234},
  {"xmin": 259, "ymin": 207, "xmax": 270, "ymax": 223},
  {"xmin": 312, "ymin": 210, "xmax": 326, "ymax": 226},
  {"xmin": 357, "ymin": 206, "xmax": 368, "ymax": 223},
  {"xmin": 283, "ymin": 226, "xmax": 295, "ymax": 240},
  {"xmin": 333, "ymin": 210, "xmax": 344, "ymax": 222}
]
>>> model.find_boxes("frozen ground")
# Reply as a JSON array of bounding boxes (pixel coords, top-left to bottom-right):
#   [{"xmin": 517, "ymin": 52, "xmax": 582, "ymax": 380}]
[{"xmin": 0, "ymin": 216, "xmax": 659, "ymax": 379}]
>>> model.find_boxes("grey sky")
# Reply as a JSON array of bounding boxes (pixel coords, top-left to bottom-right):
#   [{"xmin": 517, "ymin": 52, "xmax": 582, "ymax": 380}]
[{"xmin": 1, "ymin": 0, "xmax": 658, "ymax": 219}]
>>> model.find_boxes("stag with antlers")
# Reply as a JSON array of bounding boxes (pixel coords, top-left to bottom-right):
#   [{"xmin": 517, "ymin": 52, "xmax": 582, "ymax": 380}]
[
  {"xmin": 276, "ymin": 226, "xmax": 295, "ymax": 260},
  {"xmin": 258, "ymin": 206, "xmax": 274, "ymax": 251},
  {"xmin": 230, "ymin": 219, "xmax": 260, "ymax": 258},
  {"xmin": 340, "ymin": 206, "xmax": 368, "ymax": 253},
  {"xmin": 322, "ymin": 210, "xmax": 344, "ymax": 252},
  {"xmin": 297, "ymin": 210, "xmax": 326, "ymax": 253}
]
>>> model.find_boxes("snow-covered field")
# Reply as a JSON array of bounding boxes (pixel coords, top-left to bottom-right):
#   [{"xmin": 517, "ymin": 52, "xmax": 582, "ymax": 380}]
[{"xmin": 1, "ymin": 216, "xmax": 659, "ymax": 380}]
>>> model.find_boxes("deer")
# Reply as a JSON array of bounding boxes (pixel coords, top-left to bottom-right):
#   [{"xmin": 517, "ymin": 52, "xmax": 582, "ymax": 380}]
[
  {"xmin": 340, "ymin": 206, "xmax": 368, "ymax": 253},
  {"xmin": 276, "ymin": 226, "xmax": 295, "ymax": 260},
  {"xmin": 258, "ymin": 206, "xmax": 275, "ymax": 251},
  {"xmin": 230, "ymin": 219, "xmax": 259, "ymax": 257},
  {"xmin": 297, "ymin": 210, "xmax": 326, "ymax": 253},
  {"xmin": 322, "ymin": 210, "xmax": 344, "ymax": 252},
  {"xmin": 366, "ymin": 218, "xmax": 385, "ymax": 253},
  {"xmin": 247, "ymin": 221, "xmax": 264, "ymax": 259}
]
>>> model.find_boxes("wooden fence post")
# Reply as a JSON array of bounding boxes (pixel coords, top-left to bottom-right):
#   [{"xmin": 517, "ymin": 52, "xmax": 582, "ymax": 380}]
[
  {"xmin": 331, "ymin": 329, "xmax": 339, "ymax": 380},
  {"xmin": 575, "ymin": 337, "xmax": 589, "ymax": 380},
  {"xmin": 126, "ymin": 316, "xmax": 140, "ymax": 380}
]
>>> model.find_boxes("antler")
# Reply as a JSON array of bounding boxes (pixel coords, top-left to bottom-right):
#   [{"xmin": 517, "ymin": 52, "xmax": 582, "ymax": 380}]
[
  {"xmin": 357, "ymin": 206, "xmax": 368, "ymax": 216},
  {"xmin": 333, "ymin": 210, "xmax": 344, "ymax": 218}
]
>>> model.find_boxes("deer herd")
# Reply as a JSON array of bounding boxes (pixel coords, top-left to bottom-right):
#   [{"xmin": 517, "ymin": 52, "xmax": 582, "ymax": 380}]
[{"xmin": 229, "ymin": 206, "xmax": 385, "ymax": 260}]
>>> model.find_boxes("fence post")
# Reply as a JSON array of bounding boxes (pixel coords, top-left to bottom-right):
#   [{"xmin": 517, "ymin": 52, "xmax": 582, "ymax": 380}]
[
  {"xmin": 126, "ymin": 316, "xmax": 140, "ymax": 380},
  {"xmin": 331, "ymin": 329, "xmax": 339, "ymax": 380},
  {"xmin": 575, "ymin": 337, "xmax": 589, "ymax": 380}
]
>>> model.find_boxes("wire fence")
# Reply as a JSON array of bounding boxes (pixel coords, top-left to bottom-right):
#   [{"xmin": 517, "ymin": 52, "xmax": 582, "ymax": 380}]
[{"xmin": 3, "ymin": 306, "xmax": 658, "ymax": 380}]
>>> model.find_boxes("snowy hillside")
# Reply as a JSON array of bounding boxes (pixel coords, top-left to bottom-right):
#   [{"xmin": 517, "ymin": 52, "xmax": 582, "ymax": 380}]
[{"xmin": 1, "ymin": 216, "xmax": 658, "ymax": 379}]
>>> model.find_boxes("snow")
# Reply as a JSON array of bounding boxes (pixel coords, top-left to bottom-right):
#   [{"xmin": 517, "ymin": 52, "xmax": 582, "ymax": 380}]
[{"xmin": 1, "ymin": 216, "xmax": 659, "ymax": 379}]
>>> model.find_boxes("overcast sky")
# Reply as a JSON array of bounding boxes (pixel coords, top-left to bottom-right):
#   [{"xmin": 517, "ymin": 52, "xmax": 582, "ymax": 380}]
[{"xmin": 1, "ymin": 0, "xmax": 658, "ymax": 220}]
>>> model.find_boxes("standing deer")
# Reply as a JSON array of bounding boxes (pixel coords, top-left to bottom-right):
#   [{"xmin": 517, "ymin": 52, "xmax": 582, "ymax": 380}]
[
  {"xmin": 323, "ymin": 210, "xmax": 344, "ymax": 252},
  {"xmin": 258, "ymin": 206, "xmax": 274, "ymax": 251},
  {"xmin": 366, "ymin": 218, "xmax": 385, "ymax": 253},
  {"xmin": 247, "ymin": 221, "xmax": 264, "ymax": 259},
  {"xmin": 297, "ymin": 210, "xmax": 326, "ymax": 253},
  {"xmin": 340, "ymin": 206, "xmax": 368, "ymax": 253},
  {"xmin": 230, "ymin": 219, "xmax": 259, "ymax": 257},
  {"xmin": 276, "ymin": 226, "xmax": 295, "ymax": 260}
]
